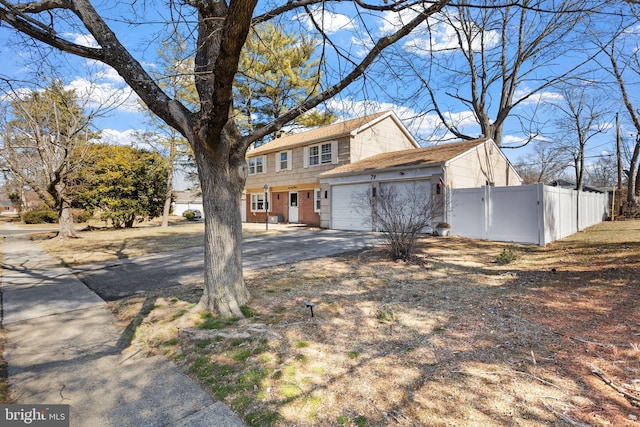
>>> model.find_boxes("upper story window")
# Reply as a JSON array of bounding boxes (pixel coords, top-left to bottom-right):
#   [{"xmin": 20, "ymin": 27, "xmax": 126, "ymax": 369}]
[
  {"xmin": 248, "ymin": 156, "xmax": 265, "ymax": 175},
  {"xmin": 304, "ymin": 141, "xmax": 337, "ymax": 168},
  {"xmin": 276, "ymin": 150, "xmax": 292, "ymax": 172}
]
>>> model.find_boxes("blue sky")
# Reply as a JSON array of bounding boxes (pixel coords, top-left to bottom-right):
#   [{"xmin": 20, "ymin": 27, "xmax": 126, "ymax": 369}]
[{"xmin": 1, "ymin": 1, "xmax": 636, "ymax": 182}]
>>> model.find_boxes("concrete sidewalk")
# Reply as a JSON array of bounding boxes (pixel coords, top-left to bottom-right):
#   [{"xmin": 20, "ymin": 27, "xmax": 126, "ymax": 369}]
[{"xmin": 1, "ymin": 235, "xmax": 246, "ymax": 427}]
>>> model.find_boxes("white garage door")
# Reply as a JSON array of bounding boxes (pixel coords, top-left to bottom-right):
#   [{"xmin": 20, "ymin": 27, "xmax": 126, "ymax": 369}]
[
  {"xmin": 331, "ymin": 183, "xmax": 372, "ymax": 231},
  {"xmin": 378, "ymin": 180, "xmax": 432, "ymax": 231},
  {"xmin": 379, "ymin": 180, "xmax": 431, "ymax": 203}
]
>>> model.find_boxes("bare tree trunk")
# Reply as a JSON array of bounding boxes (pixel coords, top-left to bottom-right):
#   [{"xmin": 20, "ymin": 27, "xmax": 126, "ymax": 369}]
[
  {"xmin": 193, "ymin": 130, "xmax": 248, "ymax": 318},
  {"xmin": 57, "ymin": 204, "xmax": 77, "ymax": 239},
  {"xmin": 161, "ymin": 163, "xmax": 174, "ymax": 228},
  {"xmin": 628, "ymin": 142, "xmax": 639, "ymax": 204},
  {"xmin": 635, "ymin": 162, "xmax": 640, "ymax": 198}
]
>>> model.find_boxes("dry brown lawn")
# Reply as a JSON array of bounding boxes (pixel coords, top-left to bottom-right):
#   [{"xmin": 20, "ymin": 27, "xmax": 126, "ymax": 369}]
[
  {"xmin": 34, "ymin": 218, "xmax": 284, "ymax": 265},
  {"xmin": 44, "ymin": 220, "xmax": 640, "ymax": 425}
]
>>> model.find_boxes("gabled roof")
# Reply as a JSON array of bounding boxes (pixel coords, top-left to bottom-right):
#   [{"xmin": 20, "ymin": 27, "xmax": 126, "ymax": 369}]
[
  {"xmin": 247, "ymin": 111, "xmax": 417, "ymax": 155},
  {"xmin": 320, "ymin": 138, "xmax": 490, "ymax": 177},
  {"xmin": 174, "ymin": 189, "xmax": 202, "ymax": 203}
]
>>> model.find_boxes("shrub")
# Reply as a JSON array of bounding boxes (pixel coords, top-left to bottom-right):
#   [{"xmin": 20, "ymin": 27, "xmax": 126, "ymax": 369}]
[
  {"xmin": 71, "ymin": 208, "xmax": 92, "ymax": 222},
  {"xmin": 184, "ymin": 211, "xmax": 195, "ymax": 220},
  {"xmin": 22, "ymin": 210, "xmax": 58, "ymax": 224},
  {"xmin": 496, "ymin": 247, "xmax": 518, "ymax": 265}
]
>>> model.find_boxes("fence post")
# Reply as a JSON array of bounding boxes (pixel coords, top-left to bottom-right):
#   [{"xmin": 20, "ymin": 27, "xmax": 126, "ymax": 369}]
[{"xmin": 537, "ymin": 183, "xmax": 546, "ymax": 246}]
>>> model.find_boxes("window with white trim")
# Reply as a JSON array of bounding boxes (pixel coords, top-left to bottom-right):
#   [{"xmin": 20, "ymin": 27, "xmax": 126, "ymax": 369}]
[
  {"xmin": 248, "ymin": 156, "xmax": 265, "ymax": 175},
  {"xmin": 304, "ymin": 141, "xmax": 337, "ymax": 167},
  {"xmin": 276, "ymin": 150, "xmax": 292, "ymax": 171},
  {"xmin": 250, "ymin": 193, "xmax": 268, "ymax": 211},
  {"xmin": 314, "ymin": 189, "xmax": 321, "ymax": 212}
]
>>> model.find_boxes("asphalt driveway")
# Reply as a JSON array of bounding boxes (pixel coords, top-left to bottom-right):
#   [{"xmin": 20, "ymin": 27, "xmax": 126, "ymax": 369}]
[{"xmin": 73, "ymin": 229, "xmax": 382, "ymax": 300}]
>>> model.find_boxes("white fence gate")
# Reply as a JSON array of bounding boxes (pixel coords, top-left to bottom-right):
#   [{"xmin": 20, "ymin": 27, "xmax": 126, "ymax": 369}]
[{"xmin": 449, "ymin": 183, "xmax": 609, "ymax": 246}]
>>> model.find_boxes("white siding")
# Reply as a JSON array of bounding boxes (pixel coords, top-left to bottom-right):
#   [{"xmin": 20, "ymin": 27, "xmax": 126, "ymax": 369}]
[{"xmin": 350, "ymin": 116, "xmax": 418, "ymax": 162}]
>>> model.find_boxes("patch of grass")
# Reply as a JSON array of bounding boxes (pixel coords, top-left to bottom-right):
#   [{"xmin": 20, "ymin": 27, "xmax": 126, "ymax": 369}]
[
  {"xmin": 283, "ymin": 365, "xmax": 297, "ymax": 378},
  {"xmin": 230, "ymin": 338, "xmax": 245, "ymax": 347},
  {"xmin": 279, "ymin": 383, "xmax": 300, "ymax": 401},
  {"xmin": 355, "ymin": 415, "xmax": 367, "ymax": 426},
  {"xmin": 337, "ymin": 415, "xmax": 349, "ymax": 426},
  {"xmin": 245, "ymin": 408, "xmax": 279, "ymax": 427},
  {"xmin": 231, "ymin": 347, "xmax": 253, "ymax": 362},
  {"xmin": 239, "ymin": 368, "xmax": 270, "ymax": 390},
  {"xmin": 162, "ymin": 338, "xmax": 179, "ymax": 347},
  {"xmin": 197, "ymin": 311, "xmax": 239, "ymax": 330},
  {"xmin": 168, "ymin": 308, "xmax": 188, "ymax": 321},
  {"xmin": 195, "ymin": 339, "xmax": 211, "ymax": 349},
  {"xmin": 240, "ymin": 305, "xmax": 259, "ymax": 318},
  {"xmin": 347, "ymin": 350, "xmax": 361, "ymax": 359},
  {"xmin": 306, "ymin": 395, "xmax": 322, "ymax": 420},
  {"xmin": 232, "ymin": 395, "xmax": 251, "ymax": 413},
  {"xmin": 294, "ymin": 354, "xmax": 309, "ymax": 364},
  {"xmin": 190, "ymin": 356, "xmax": 216, "ymax": 377},
  {"xmin": 295, "ymin": 341, "xmax": 310, "ymax": 348}
]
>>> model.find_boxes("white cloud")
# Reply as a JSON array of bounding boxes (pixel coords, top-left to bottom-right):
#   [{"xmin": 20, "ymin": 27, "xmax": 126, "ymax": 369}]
[
  {"xmin": 380, "ymin": 10, "xmax": 499, "ymax": 55},
  {"xmin": 296, "ymin": 8, "xmax": 356, "ymax": 34},
  {"xmin": 100, "ymin": 128, "xmax": 140, "ymax": 146},
  {"xmin": 513, "ymin": 87, "xmax": 563, "ymax": 105},
  {"xmin": 325, "ymin": 98, "xmax": 480, "ymax": 143},
  {"xmin": 379, "ymin": 9, "xmax": 420, "ymax": 35},
  {"xmin": 62, "ymin": 32, "xmax": 98, "ymax": 48},
  {"xmin": 65, "ymin": 71, "xmax": 141, "ymax": 113}
]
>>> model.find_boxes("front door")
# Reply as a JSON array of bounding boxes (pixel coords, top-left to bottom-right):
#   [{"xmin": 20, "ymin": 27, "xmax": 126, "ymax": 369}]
[{"xmin": 289, "ymin": 192, "xmax": 299, "ymax": 223}]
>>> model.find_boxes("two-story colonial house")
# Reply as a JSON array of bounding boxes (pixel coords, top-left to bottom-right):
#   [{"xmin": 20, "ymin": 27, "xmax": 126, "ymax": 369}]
[{"xmin": 244, "ymin": 111, "xmax": 420, "ymax": 226}]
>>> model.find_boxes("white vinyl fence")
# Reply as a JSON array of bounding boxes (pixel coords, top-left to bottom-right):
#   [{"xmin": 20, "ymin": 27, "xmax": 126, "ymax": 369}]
[{"xmin": 449, "ymin": 183, "xmax": 609, "ymax": 246}]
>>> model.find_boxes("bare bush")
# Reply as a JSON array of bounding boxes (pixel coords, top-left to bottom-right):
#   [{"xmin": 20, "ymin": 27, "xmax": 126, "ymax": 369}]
[{"xmin": 354, "ymin": 182, "xmax": 444, "ymax": 260}]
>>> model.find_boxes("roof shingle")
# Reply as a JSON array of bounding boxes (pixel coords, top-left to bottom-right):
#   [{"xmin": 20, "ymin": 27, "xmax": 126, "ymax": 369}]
[
  {"xmin": 247, "ymin": 111, "xmax": 390, "ymax": 155},
  {"xmin": 320, "ymin": 138, "xmax": 489, "ymax": 177}
]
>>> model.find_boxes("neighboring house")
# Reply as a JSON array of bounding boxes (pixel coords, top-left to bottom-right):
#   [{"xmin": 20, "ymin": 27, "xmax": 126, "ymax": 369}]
[
  {"xmin": 551, "ymin": 179, "xmax": 605, "ymax": 193},
  {"xmin": 318, "ymin": 138, "xmax": 523, "ymax": 231},
  {"xmin": 172, "ymin": 190, "xmax": 204, "ymax": 217},
  {"xmin": 0, "ymin": 200, "xmax": 17, "ymax": 215},
  {"xmin": 243, "ymin": 111, "xmax": 420, "ymax": 226}
]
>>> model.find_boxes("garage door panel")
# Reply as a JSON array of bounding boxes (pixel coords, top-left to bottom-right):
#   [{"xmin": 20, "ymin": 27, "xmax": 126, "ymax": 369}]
[
  {"xmin": 331, "ymin": 184, "xmax": 371, "ymax": 231},
  {"xmin": 378, "ymin": 180, "xmax": 433, "ymax": 232}
]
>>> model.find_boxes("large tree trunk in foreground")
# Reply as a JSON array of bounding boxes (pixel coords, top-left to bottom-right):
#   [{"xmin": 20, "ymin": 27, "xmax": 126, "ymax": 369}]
[{"xmin": 193, "ymin": 126, "xmax": 248, "ymax": 318}]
